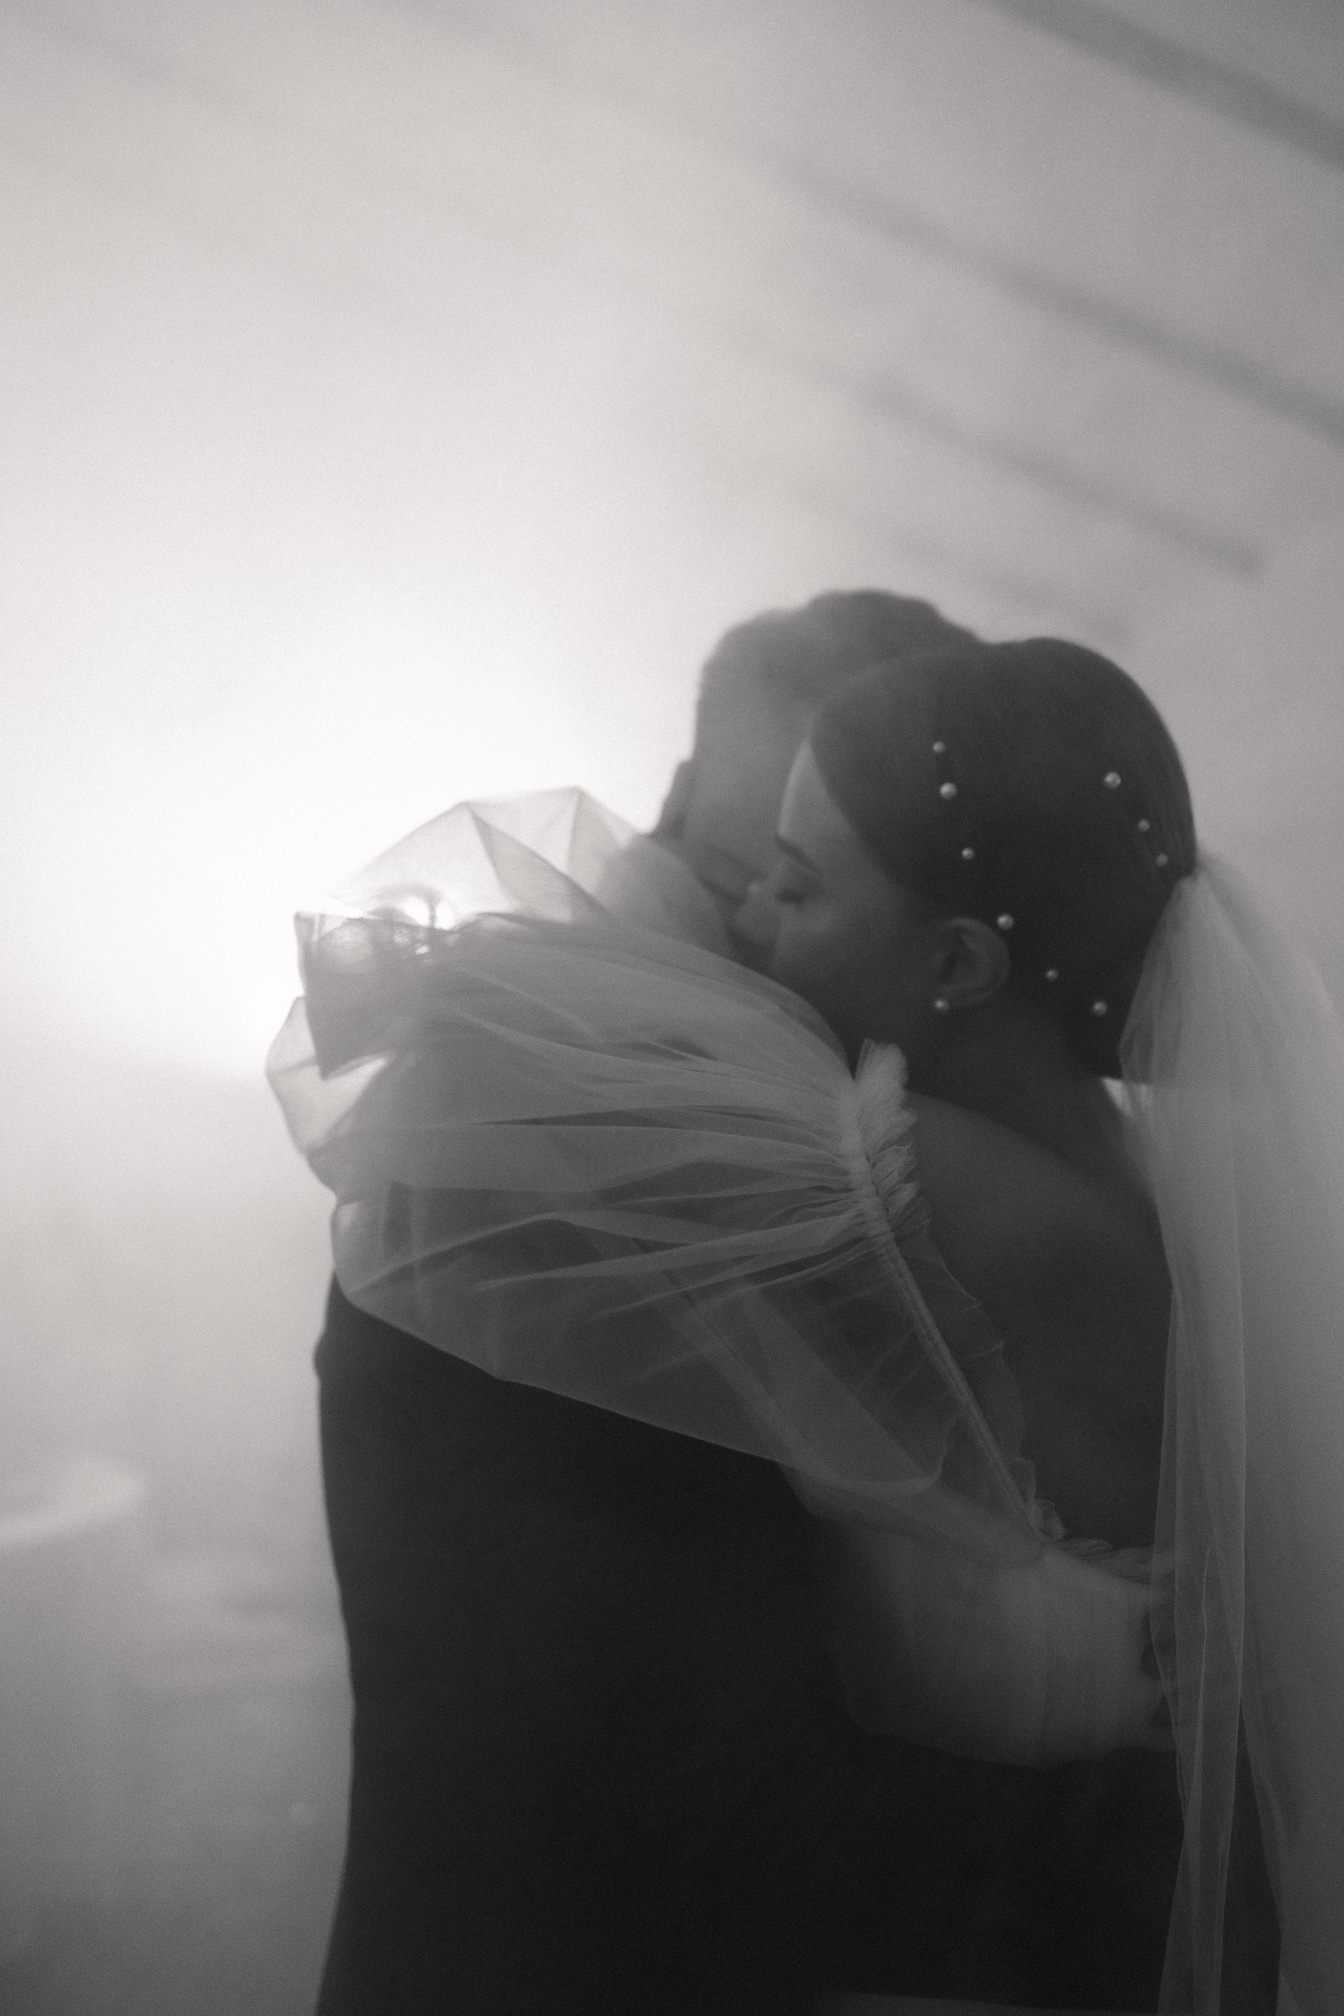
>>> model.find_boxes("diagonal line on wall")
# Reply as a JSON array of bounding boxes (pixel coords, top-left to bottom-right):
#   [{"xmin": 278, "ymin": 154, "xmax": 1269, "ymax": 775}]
[
  {"xmin": 409, "ymin": 2, "xmax": 1344, "ymax": 453},
  {"xmin": 730, "ymin": 143, "xmax": 1344, "ymax": 457},
  {"xmin": 966, "ymin": 0, "xmax": 1344, "ymax": 176}
]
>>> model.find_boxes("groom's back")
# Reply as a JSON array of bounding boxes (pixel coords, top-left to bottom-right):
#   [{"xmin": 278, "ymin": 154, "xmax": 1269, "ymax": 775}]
[
  {"xmin": 314, "ymin": 1278, "xmax": 842, "ymax": 2014},
  {"xmin": 313, "ymin": 1281, "xmax": 1187, "ymax": 2015}
]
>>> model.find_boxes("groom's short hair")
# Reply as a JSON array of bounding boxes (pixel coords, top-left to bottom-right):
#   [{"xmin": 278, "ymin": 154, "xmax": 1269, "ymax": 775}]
[
  {"xmin": 652, "ymin": 589, "xmax": 978, "ymax": 862},
  {"xmin": 695, "ymin": 590, "xmax": 977, "ymax": 741}
]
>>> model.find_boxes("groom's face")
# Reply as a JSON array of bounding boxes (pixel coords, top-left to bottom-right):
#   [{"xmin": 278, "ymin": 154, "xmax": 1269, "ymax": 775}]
[{"xmin": 665, "ymin": 683, "xmax": 815, "ymax": 959}]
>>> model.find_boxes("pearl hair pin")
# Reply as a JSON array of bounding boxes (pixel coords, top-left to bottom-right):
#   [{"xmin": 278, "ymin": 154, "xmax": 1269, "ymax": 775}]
[
  {"xmin": 928, "ymin": 753, "xmax": 1172, "ymax": 985},
  {"xmin": 1105, "ymin": 771, "xmax": 1171, "ymax": 871},
  {"xmin": 918, "ymin": 752, "xmax": 1175, "ymax": 1020}
]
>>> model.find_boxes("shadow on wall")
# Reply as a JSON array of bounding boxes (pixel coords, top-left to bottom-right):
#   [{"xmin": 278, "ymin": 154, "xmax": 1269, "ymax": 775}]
[
  {"xmin": 0, "ymin": 1043, "xmax": 348, "ymax": 2016},
  {"xmin": 1131, "ymin": 519, "xmax": 1344, "ymax": 1011}
]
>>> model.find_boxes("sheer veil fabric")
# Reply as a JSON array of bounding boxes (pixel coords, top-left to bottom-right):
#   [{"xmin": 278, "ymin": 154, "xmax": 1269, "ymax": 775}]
[
  {"xmin": 1122, "ymin": 858, "xmax": 1344, "ymax": 2016},
  {"xmin": 270, "ymin": 792, "xmax": 1341, "ymax": 2012},
  {"xmin": 268, "ymin": 791, "xmax": 1047, "ymax": 1554}
]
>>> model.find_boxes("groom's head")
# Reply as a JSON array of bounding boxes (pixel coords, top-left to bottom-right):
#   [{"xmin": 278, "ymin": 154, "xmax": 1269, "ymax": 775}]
[{"xmin": 656, "ymin": 591, "xmax": 976, "ymax": 952}]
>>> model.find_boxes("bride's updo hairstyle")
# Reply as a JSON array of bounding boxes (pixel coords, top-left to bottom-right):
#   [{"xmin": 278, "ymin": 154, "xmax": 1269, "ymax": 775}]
[{"xmin": 810, "ymin": 638, "xmax": 1197, "ymax": 1075}]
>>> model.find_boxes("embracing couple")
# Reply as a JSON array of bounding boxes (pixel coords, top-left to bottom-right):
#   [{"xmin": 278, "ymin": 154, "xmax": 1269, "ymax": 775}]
[{"xmin": 271, "ymin": 592, "xmax": 1343, "ymax": 2014}]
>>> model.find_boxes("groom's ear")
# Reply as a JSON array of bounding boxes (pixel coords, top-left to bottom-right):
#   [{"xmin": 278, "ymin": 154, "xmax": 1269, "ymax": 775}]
[
  {"xmin": 933, "ymin": 916, "xmax": 1011, "ymax": 1008},
  {"xmin": 652, "ymin": 759, "xmax": 695, "ymax": 840}
]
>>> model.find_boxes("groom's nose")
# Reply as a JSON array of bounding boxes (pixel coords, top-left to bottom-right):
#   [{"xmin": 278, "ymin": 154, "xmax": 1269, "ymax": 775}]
[{"xmin": 728, "ymin": 879, "xmax": 779, "ymax": 972}]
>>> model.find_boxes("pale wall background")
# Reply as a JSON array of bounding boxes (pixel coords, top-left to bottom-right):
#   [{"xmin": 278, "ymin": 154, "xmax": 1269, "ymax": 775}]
[{"xmin": 1, "ymin": 3, "xmax": 1342, "ymax": 2009}]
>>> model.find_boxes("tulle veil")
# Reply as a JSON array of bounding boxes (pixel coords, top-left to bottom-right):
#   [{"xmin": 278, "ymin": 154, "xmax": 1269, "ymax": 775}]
[
  {"xmin": 1121, "ymin": 858, "xmax": 1344, "ymax": 2016},
  {"xmin": 269, "ymin": 789, "xmax": 1344, "ymax": 2015}
]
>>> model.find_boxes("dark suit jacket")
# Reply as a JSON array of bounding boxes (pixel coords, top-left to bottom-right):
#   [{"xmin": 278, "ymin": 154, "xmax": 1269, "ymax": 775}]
[{"xmin": 314, "ymin": 1279, "xmax": 1185, "ymax": 2015}]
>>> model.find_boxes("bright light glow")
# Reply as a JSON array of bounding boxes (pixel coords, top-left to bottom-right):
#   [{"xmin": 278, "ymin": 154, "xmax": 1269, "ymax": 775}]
[
  {"xmin": 4, "ymin": 0, "xmax": 1341, "ymax": 1072},
  {"xmin": 0, "ymin": 3, "xmax": 924, "ymax": 1073}
]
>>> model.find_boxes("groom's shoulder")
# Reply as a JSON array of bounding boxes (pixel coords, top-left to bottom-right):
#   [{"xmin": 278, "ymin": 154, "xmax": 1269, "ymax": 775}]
[
  {"xmin": 313, "ymin": 1274, "xmax": 435, "ymax": 1389},
  {"xmin": 314, "ymin": 1276, "xmax": 811, "ymax": 1533}
]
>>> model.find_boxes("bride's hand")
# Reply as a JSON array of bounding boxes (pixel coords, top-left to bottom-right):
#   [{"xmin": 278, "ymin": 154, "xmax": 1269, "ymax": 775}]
[
  {"xmin": 830, "ymin": 1526, "xmax": 1174, "ymax": 1767},
  {"xmin": 1026, "ymin": 1544, "xmax": 1174, "ymax": 1762}
]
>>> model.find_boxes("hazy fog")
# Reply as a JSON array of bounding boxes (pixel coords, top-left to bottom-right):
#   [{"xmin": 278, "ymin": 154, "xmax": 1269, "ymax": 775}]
[{"xmin": 2, "ymin": 2, "xmax": 1341, "ymax": 2009}]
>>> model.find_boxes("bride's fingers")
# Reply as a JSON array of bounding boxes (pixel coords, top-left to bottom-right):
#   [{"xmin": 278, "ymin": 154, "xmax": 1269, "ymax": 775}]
[
  {"xmin": 1145, "ymin": 1705, "xmax": 1176, "ymax": 1752},
  {"xmin": 1115, "ymin": 1579, "xmax": 1175, "ymax": 1751},
  {"xmin": 1134, "ymin": 1617, "xmax": 1175, "ymax": 1749}
]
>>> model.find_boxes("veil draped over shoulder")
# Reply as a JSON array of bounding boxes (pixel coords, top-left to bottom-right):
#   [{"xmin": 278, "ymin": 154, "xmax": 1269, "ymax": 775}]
[
  {"xmin": 269, "ymin": 791, "xmax": 1342, "ymax": 2015},
  {"xmin": 1122, "ymin": 860, "xmax": 1344, "ymax": 2016}
]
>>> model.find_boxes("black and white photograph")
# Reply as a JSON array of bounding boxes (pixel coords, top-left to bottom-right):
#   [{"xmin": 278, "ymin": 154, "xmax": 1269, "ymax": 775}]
[{"xmin": 2, "ymin": 3, "xmax": 1342, "ymax": 2013}]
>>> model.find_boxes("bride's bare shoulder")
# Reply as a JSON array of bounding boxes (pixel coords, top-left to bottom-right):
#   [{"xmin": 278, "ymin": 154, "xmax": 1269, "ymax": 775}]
[
  {"xmin": 904, "ymin": 1089, "xmax": 1156, "ymax": 1275},
  {"xmin": 910, "ymin": 1088, "xmax": 1160, "ymax": 1241},
  {"xmin": 902, "ymin": 1090, "xmax": 1170, "ymax": 1376}
]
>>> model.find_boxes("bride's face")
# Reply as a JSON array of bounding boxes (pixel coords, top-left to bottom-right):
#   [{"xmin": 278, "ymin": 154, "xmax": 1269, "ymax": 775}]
[{"xmin": 766, "ymin": 744, "xmax": 940, "ymax": 1060}]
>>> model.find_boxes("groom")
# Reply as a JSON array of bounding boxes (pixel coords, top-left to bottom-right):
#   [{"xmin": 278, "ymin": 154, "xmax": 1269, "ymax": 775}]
[{"xmin": 313, "ymin": 592, "xmax": 1182, "ymax": 2015}]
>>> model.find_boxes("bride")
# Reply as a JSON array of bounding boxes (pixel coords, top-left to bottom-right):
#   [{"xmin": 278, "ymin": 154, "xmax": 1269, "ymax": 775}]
[{"xmin": 271, "ymin": 636, "xmax": 1341, "ymax": 2014}]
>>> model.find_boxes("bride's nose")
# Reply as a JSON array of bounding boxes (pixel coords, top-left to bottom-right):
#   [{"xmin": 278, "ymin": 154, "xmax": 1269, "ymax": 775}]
[{"xmin": 729, "ymin": 877, "xmax": 779, "ymax": 971}]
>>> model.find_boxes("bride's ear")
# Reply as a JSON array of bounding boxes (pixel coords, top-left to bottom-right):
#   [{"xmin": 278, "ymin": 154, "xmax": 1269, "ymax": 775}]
[{"xmin": 931, "ymin": 916, "xmax": 1011, "ymax": 1009}]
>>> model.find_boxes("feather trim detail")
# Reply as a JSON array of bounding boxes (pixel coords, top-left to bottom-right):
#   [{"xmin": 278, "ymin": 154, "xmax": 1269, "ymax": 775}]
[{"xmin": 854, "ymin": 1042, "xmax": 924, "ymax": 1242}]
